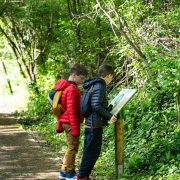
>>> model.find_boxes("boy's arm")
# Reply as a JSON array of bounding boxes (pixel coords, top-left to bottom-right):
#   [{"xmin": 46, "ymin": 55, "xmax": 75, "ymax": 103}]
[
  {"xmin": 91, "ymin": 86, "xmax": 112, "ymax": 120},
  {"xmin": 66, "ymin": 88, "xmax": 80, "ymax": 137}
]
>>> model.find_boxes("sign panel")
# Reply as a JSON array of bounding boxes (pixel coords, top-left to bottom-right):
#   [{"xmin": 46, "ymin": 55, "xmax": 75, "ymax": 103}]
[{"xmin": 109, "ymin": 89, "xmax": 137, "ymax": 115}]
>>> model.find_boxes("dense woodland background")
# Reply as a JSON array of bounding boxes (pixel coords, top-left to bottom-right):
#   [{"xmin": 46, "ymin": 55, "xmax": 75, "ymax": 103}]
[{"xmin": 0, "ymin": 0, "xmax": 179, "ymax": 179}]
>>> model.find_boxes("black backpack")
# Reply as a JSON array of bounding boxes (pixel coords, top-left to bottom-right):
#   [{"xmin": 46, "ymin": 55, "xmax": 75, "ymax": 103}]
[{"xmin": 80, "ymin": 86, "xmax": 93, "ymax": 118}]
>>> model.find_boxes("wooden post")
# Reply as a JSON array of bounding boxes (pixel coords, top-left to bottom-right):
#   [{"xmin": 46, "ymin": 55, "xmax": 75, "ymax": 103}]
[{"xmin": 115, "ymin": 113, "xmax": 124, "ymax": 179}]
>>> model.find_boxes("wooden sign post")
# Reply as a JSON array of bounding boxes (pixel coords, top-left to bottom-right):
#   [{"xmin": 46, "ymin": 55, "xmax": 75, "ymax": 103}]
[
  {"xmin": 115, "ymin": 113, "xmax": 124, "ymax": 179},
  {"xmin": 109, "ymin": 89, "xmax": 137, "ymax": 179}
]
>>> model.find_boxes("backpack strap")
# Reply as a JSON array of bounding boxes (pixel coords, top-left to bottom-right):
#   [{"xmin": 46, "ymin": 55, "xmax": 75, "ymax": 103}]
[{"xmin": 89, "ymin": 85, "xmax": 93, "ymax": 92}]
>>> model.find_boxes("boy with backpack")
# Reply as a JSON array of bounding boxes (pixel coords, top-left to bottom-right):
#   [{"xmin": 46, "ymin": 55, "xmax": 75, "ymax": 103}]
[
  {"xmin": 76, "ymin": 64, "xmax": 117, "ymax": 180},
  {"xmin": 54, "ymin": 64, "xmax": 87, "ymax": 180}
]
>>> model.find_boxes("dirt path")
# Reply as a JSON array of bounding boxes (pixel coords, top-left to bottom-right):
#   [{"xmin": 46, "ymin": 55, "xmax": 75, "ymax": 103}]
[{"xmin": 0, "ymin": 113, "xmax": 59, "ymax": 180}]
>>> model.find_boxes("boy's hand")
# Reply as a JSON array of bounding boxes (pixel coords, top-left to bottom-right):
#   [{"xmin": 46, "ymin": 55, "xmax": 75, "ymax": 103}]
[{"xmin": 110, "ymin": 115, "xmax": 117, "ymax": 123}]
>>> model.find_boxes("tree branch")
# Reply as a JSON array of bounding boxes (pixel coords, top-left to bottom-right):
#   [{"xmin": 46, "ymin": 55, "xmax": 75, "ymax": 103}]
[{"xmin": 96, "ymin": 0, "xmax": 146, "ymax": 60}]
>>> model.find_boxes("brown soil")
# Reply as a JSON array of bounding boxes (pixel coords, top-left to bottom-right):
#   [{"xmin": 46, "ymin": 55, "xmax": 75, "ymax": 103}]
[{"xmin": 0, "ymin": 113, "xmax": 59, "ymax": 180}]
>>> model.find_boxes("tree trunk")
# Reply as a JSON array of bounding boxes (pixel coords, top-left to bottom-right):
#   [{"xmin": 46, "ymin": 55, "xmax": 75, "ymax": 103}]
[{"xmin": 2, "ymin": 61, "xmax": 13, "ymax": 94}]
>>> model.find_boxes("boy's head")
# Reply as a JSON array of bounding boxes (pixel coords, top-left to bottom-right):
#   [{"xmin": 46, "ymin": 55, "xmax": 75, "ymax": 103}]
[
  {"xmin": 98, "ymin": 64, "xmax": 114, "ymax": 85},
  {"xmin": 69, "ymin": 64, "xmax": 88, "ymax": 85}
]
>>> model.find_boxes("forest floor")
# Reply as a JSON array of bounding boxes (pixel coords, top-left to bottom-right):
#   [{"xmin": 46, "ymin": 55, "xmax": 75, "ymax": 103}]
[{"xmin": 0, "ymin": 113, "xmax": 60, "ymax": 180}]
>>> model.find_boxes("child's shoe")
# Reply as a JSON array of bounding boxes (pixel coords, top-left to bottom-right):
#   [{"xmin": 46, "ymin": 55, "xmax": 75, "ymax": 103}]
[
  {"xmin": 66, "ymin": 171, "xmax": 76, "ymax": 180},
  {"xmin": 59, "ymin": 171, "xmax": 66, "ymax": 180},
  {"xmin": 76, "ymin": 176, "xmax": 90, "ymax": 180}
]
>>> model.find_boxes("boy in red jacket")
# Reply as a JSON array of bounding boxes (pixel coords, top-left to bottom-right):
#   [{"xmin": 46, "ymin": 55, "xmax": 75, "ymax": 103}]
[{"xmin": 54, "ymin": 64, "xmax": 87, "ymax": 180}]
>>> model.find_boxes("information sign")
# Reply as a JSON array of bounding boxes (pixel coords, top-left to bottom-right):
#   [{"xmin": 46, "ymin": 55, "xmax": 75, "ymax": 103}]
[{"xmin": 110, "ymin": 89, "xmax": 137, "ymax": 115}]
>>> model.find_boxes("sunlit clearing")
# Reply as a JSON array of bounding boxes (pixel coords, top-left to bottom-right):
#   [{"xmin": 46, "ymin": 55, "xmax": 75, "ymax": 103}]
[{"xmin": 0, "ymin": 59, "xmax": 28, "ymax": 114}]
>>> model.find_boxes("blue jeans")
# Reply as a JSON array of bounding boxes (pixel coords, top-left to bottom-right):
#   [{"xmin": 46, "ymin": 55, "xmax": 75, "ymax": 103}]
[{"xmin": 78, "ymin": 127, "xmax": 103, "ymax": 177}]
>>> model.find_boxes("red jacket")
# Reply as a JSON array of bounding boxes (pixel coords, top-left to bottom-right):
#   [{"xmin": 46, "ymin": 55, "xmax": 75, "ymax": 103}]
[{"xmin": 54, "ymin": 79, "xmax": 83, "ymax": 137}]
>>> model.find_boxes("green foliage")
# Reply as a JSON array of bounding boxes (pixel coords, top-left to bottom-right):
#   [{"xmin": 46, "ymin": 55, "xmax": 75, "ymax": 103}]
[{"xmin": 1, "ymin": 0, "xmax": 179, "ymax": 179}]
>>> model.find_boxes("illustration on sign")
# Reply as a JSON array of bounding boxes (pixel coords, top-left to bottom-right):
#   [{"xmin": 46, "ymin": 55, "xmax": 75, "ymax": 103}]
[{"xmin": 109, "ymin": 89, "xmax": 137, "ymax": 115}]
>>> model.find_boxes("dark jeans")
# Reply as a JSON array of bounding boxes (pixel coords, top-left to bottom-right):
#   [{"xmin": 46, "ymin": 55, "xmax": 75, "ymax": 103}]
[{"xmin": 78, "ymin": 127, "xmax": 103, "ymax": 177}]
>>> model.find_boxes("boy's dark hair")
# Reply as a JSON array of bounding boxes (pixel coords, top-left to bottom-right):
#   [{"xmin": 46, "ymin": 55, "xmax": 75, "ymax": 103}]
[
  {"xmin": 70, "ymin": 63, "xmax": 88, "ymax": 76},
  {"xmin": 98, "ymin": 64, "xmax": 114, "ymax": 77}
]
